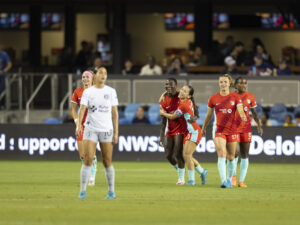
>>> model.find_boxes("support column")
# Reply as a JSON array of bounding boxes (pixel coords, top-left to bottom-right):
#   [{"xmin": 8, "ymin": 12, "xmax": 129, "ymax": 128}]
[
  {"xmin": 64, "ymin": 5, "xmax": 76, "ymax": 52},
  {"xmin": 112, "ymin": 3, "xmax": 126, "ymax": 74},
  {"xmin": 194, "ymin": 0, "xmax": 212, "ymax": 53},
  {"xmin": 29, "ymin": 5, "xmax": 42, "ymax": 67}
]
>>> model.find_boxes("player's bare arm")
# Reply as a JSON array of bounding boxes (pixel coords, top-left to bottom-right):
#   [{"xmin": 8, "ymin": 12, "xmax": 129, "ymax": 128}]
[
  {"xmin": 251, "ymin": 108, "xmax": 263, "ymax": 136},
  {"xmin": 112, "ymin": 106, "xmax": 119, "ymax": 144},
  {"xmin": 77, "ymin": 104, "xmax": 87, "ymax": 137},
  {"xmin": 237, "ymin": 104, "xmax": 247, "ymax": 121}
]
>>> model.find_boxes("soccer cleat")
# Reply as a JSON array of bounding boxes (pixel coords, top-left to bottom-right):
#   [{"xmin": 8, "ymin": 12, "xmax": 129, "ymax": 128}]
[
  {"xmin": 220, "ymin": 180, "xmax": 227, "ymax": 188},
  {"xmin": 226, "ymin": 178, "xmax": 233, "ymax": 188},
  {"xmin": 232, "ymin": 175, "xmax": 237, "ymax": 186},
  {"xmin": 176, "ymin": 179, "xmax": 185, "ymax": 185},
  {"xmin": 238, "ymin": 181, "xmax": 248, "ymax": 188},
  {"xmin": 78, "ymin": 191, "xmax": 87, "ymax": 199},
  {"xmin": 186, "ymin": 180, "xmax": 196, "ymax": 186},
  {"xmin": 88, "ymin": 178, "xmax": 95, "ymax": 186},
  {"xmin": 200, "ymin": 169, "xmax": 208, "ymax": 185},
  {"xmin": 105, "ymin": 191, "xmax": 116, "ymax": 199}
]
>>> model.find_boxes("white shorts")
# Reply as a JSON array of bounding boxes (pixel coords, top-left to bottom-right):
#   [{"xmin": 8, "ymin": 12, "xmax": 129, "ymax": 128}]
[{"xmin": 83, "ymin": 128, "xmax": 113, "ymax": 143}]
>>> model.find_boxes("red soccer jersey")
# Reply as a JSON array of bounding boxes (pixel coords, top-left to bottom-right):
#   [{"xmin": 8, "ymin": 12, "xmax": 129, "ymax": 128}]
[
  {"xmin": 160, "ymin": 92, "xmax": 187, "ymax": 136},
  {"xmin": 71, "ymin": 87, "xmax": 88, "ymax": 125},
  {"xmin": 232, "ymin": 91, "xmax": 257, "ymax": 133},
  {"xmin": 208, "ymin": 92, "xmax": 242, "ymax": 135},
  {"xmin": 175, "ymin": 99, "xmax": 201, "ymax": 133}
]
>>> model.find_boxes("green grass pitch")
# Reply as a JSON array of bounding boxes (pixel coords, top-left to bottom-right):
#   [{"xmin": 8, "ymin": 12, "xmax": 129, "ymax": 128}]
[{"xmin": 0, "ymin": 161, "xmax": 299, "ymax": 225}]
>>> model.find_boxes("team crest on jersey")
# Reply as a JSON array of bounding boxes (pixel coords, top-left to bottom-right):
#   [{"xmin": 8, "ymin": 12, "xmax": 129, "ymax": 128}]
[
  {"xmin": 104, "ymin": 94, "xmax": 109, "ymax": 100},
  {"xmin": 247, "ymin": 99, "xmax": 251, "ymax": 104},
  {"xmin": 230, "ymin": 101, "xmax": 235, "ymax": 106}
]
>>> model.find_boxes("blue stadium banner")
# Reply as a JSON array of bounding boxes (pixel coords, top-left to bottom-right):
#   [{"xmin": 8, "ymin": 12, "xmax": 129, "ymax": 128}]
[{"xmin": 0, "ymin": 124, "xmax": 299, "ymax": 162}]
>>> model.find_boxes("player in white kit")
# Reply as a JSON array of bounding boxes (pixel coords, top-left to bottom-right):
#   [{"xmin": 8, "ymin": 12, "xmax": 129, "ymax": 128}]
[{"xmin": 77, "ymin": 67, "xmax": 119, "ymax": 199}]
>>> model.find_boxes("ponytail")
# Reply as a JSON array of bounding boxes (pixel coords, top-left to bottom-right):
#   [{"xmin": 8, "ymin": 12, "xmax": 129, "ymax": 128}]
[{"xmin": 187, "ymin": 85, "xmax": 199, "ymax": 118}]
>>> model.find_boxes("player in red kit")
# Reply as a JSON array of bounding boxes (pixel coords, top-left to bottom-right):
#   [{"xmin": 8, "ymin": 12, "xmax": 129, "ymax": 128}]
[
  {"xmin": 159, "ymin": 78, "xmax": 187, "ymax": 185},
  {"xmin": 160, "ymin": 85, "xmax": 208, "ymax": 185},
  {"xmin": 71, "ymin": 70, "xmax": 97, "ymax": 186},
  {"xmin": 201, "ymin": 74, "xmax": 247, "ymax": 188},
  {"xmin": 231, "ymin": 77, "xmax": 263, "ymax": 187}
]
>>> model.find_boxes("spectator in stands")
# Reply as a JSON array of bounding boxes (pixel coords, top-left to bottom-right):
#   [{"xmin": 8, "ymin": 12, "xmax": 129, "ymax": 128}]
[
  {"xmin": 187, "ymin": 46, "xmax": 207, "ymax": 66},
  {"xmin": 274, "ymin": 58, "xmax": 292, "ymax": 76},
  {"xmin": 254, "ymin": 44, "xmax": 273, "ymax": 65},
  {"xmin": 58, "ymin": 46, "xmax": 74, "ymax": 71},
  {"xmin": 75, "ymin": 41, "xmax": 89, "ymax": 70},
  {"xmin": 222, "ymin": 56, "xmax": 242, "ymax": 75},
  {"xmin": 220, "ymin": 35, "xmax": 235, "ymax": 56},
  {"xmin": 93, "ymin": 56, "xmax": 103, "ymax": 69},
  {"xmin": 0, "ymin": 49, "xmax": 12, "ymax": 109},
  {"xmin": 260, "ymin": 112, "xmax": 272, "ymax": 126},
  {"xmin": 140, "ymin": 56, "xmax": 162, "ymax": 76},
  {"xmin": 122, "ymin": 59, "xmax": 139, "ymax": 75},
  {"xmin": 132, "ymin": 106, "xmax": 150, "ymax": 124},
  {"xmin": 166, "ymin": 56, "xmax": 187, "ymax": 75},
  {"xmin": 283, "ymin": 114, "xmax": 296, "ymax": 127},
  {"xmin": 207, "ymin": 40, "xmax": 223, "ymax": 65},
  {"xmin": 295, "ymin": 113, "xmax": 300, "ymax": 127},
  {"xmin": 248, "ymin": 55, "xmax": 273, "ymax": 76},
  {"xmin": 229, "ymin": 41, "xmax": 247, "ymax": 66}
]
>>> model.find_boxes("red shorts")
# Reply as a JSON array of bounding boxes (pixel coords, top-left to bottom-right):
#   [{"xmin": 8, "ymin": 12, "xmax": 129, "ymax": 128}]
[
  {"xmin": 165, "ymin": 132, "xmax": 183, "ymax": 139},
  {"xmin": 238, "ymin": 132, "xmax": 252, "ymax": 143},
  {"xmin": 76, "ymin": 125, "xmax": 85, "ymax": 142},
  {"xmin": 214, "ymin": 132, "xmax": 238, "ymax": 143},
  {"xmin": 184, "ymin": 131, "xmax": 202, "ymax": 145}
]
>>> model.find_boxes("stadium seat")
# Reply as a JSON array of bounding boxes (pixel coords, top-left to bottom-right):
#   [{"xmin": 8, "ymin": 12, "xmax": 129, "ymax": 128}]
[
  {"xmin": 44, "ymin": 118, "xmax": 61, "ymax": 124},
  {"xmin": 255, "ymin": 104, "xmax": 264, "ymax": 118},
  {"xmin": 148, "ymin": 103, "xmax": 161, "ymax": 125},
  {"xmin": 268, "ymin": 119, "xmax": 279, "ymax": 126},
  {"xmin": 124, "ymin": 103, "xmax": 141, "ymax": 124},
  {"xmin": 294, "ymin": 104, "xmax": 300, "ymax": 116},
  {"xmin": 269, "ymin": 104, "xmax": 287, "ymax": 124}
]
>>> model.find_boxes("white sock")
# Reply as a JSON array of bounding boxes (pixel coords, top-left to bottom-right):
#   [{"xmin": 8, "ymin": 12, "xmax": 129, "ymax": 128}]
[
  {"xmin": 105, "ymin": 166, "xmax": 115, "ymax": 192},
  {"xmin": 80, "ymin": 165, "xmax": 91, "ymax": 192}
]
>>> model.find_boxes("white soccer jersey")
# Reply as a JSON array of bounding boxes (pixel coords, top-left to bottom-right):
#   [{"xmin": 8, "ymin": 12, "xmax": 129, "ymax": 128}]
[{"xmin": 81, "ymin": 85, "xmax": 118, "ymax": 132}]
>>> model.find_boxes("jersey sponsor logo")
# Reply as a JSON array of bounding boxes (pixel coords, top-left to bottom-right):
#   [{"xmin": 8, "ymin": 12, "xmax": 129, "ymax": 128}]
[
  {"xmin": 230, "ymin": 101, "xmax": 235, "ymax": 106},
  {"xmin": 104, "ymin": 94, "xmax": 109, "ymax": 100},
  {"xmin": 91, "ymin": 105, "xmax": 97, "ymax": 112},
  {"xmin": 244, "ymin": 106, "xmax": 248, "ymax": 112},
  {"xmin": 227, "ymin": 109, "xmax": 232, "ymax": 113}
]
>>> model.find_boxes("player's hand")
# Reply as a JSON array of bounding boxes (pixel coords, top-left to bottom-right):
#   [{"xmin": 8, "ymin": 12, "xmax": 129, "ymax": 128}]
[
  {"xmin": 201, "ymin": 129, "xmax": 206, "ymax": 137},
  {"xmin": 112, "ymin": 133, "xmax": 118, "ymax": 144},
  {"xmin": 241, "ymin": 116, "xmax": 247, "ymax": 122},
  {"xmin": 159, "ymin": 136, "xmax": 164, "ymax": 147},
  {"xmin": 76, "ymin": 124, "xmax": 82, "ymax": 138},
  {"xmin": 188, "ymin": 115, "xmax": 197, "ymax": 123},
  {"xmin": 257, "ymin": 126, "xmax": 263, "ymax": 136}
]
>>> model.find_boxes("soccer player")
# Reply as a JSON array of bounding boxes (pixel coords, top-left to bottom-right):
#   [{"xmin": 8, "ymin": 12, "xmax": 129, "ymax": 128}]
[
  {"xmin": 201, "ymin": 74, "xmax": 247, "ymax": 188},
  {"xmin": 159, "ymin": 78, "xmax": 186, "ymax": 185},
  {"xmin": 77, "ymin": 67, "xmax": 119, "ymax": 199},
  {"xmin": 160, "ymin": 85, "xmax": 208, "ymax": 185},
  {"xmin": 231, "ymin": 77, "xmax": 263, "ymax": 187},
  {"xmin": 71, "ymin": 70, "xmax": 98, "ymax": 186}
]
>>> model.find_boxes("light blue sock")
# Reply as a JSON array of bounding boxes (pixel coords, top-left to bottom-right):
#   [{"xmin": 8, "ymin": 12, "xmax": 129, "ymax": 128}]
[
  {"xmin": 188, "ymin": 170, "xmax": 195, "ymax": 181},
  {"xmin": 195, "ymin": 164, "xmax": 204, "ymax": 174},
  {"xmin": 217, "ymin": 158, "xmax": 226, "ymax": 183},
  {"xmin": 90, "ymin": 155, "xmax": 97, "ymax": 179},
  {"xmin": 239, "ymin": 158, "xmax": 249, "ymax": 182},
  {"xmin": 227, "ymin": 160, "xmax": 235, "ymax": 180},
  {"xmin": 233, "ymin": 157, "xmax": 238, "ymax": 175},
  {"xmin": 80, "ymin": 157, "xmax": 84, "ymax": 163},
  {"xmin": 173, "ymin": 164, "xmax": 178, "ymax": 171},
  {"xmin": 178, "ymin": 168, "xmax": 185, "ymax": 180}
]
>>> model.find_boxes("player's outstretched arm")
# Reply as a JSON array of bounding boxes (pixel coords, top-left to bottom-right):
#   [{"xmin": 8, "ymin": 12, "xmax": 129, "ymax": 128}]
[
  {"xmin": 112, "ymin": 106, "xmax": 119, "ymax": 144},
  {"xmin": 251, "ymin": 108, "xmax": 263, "ymax": 136},
  {"xmin": 201, "ymin": 107, "xmax": 213, "ymax": 136}
]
